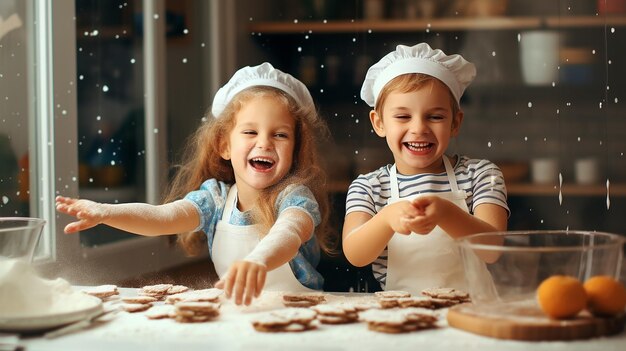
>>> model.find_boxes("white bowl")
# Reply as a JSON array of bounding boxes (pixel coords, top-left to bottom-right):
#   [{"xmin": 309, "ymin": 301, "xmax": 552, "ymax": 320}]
[{"xmin": 0, "ymin": 217, "xmax": 46, "ymax": 262}]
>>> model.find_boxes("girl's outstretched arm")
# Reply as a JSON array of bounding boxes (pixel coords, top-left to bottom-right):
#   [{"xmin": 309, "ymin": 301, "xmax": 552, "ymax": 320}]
[
  {"xmin": 215, "ymin": 208, "xmax": 313, "ymax": 305},
  {"xmin": 55, "ymin": 196, "xmax": 200, "ymax": 236}
]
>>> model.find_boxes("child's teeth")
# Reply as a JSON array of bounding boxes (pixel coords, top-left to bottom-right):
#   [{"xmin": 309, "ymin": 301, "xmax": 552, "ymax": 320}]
[
  {"xmin": 407, "ymin": 142, "xmax": 429, "ymax": 150},
  {"xmin": 252, "ymin": 157, "xmax": 272, "ymax": 163}
]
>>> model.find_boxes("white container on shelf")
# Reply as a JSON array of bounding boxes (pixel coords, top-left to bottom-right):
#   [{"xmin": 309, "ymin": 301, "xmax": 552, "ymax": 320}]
[
  {"xmin": 519, "ymin": 30, "xmax": 560, "ymax": 86},
  {"xmin": 531, "ymin": 158, "xmax": 559, "ymax": 184},
  {"xmin": 575, "ymin": 157, "xmax": 601, "ymax": 185}
]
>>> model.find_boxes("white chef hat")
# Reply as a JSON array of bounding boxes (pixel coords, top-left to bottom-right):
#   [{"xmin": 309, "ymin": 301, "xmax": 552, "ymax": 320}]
[
  {"xmin": 211, "ymin": 62, "xmax": 315, "ymax": 118},
  {"xmin": 360, "ymin": 43, "xmax": 476, "ymax": 107}
]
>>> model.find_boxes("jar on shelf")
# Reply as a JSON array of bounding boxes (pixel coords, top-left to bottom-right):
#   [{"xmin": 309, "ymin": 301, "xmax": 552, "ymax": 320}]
[
  {"xmin": 574, "ymin": 158, "xmax": 602, "ymax": 185},
  {"xmin": 353, "ymin": 55, "xmax": 372, "ymax": 86},
  {"xmin": 559, "ymin": 47, "xmax": 596, "ymax": 85},
  {"xmin": 519, "ymin": 30, "xmax": 560, "ymax": 86},
  {"xmin": 299, "ymin": 56, "xmax": 318, "ymax": 86},
  {"xmin": 325, "ymin": 55, "xmax": 341, "ymax": 87},
  {"xmin": 451, "ymin": 0, "xmax": 508, "ymax": 17},
  {"xmin": 363, "ymin": 0, "xmax": 385, "ymax": 20},
  {"xmin": 597, "ymin": 0, "xmax": 626, "ymax": 14}
]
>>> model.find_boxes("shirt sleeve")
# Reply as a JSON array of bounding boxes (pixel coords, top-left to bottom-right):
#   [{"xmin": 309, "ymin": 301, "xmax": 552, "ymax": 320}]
[
  {"xmin": 345, "ymin": 175, "xmax": 377, "ymax": 217},
  {"xmin": 470, "ymin": 160, "xmax": 510, "ymax": 216},
  {"xmin": 276, "ymin": 184, "xmax": 321, "ymax": 228},
  {"xmin": 183, "ymin": 179, "xmax": 230, "ymax": 234}
]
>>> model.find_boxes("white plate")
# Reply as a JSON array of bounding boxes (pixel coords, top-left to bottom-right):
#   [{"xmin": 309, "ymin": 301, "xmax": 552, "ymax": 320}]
[{"xmin": 0, "ymin": 294, "xmax": 103, "ymax": 332}]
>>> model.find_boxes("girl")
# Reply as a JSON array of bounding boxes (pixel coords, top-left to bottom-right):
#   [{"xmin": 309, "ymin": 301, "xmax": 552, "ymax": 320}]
[
  {"xmin": 56, "ymin": 63, "xmax": 332, "ymax": 305},
  {"xmin": 342, "ymin": 43, "xmax": 509, "ymax": 294}
]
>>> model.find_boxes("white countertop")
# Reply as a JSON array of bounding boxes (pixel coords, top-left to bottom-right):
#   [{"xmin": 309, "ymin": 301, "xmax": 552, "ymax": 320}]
[{"xmin": 19, "ymin": 288, "xmax": 626, "ymax": 351}]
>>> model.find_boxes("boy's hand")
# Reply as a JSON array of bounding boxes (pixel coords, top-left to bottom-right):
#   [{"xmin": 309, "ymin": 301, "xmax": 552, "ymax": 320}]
[
  {"xmin": 215, "ymin": 260, "xmax": 267, "ymax": 306},
  {"xmin": 55, "ymin": 196, "xmax": 108, "ymax": 233},
  {"xmin": 402, "ymin": 196, "xmax": 448, "ymax": 234},
  {"xmin": 384, "ymin": 200, "xmax": 423, "ymax": 235}
]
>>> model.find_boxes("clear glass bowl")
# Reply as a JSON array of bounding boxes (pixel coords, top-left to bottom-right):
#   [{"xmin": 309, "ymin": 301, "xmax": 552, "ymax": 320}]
[
  {"xmin": 457, "ymin": 230, "xmax": 625, "ymax": 305},
  {"xmin": 0, "ymin": 217, "xmax": 46, "ymax": 262}
]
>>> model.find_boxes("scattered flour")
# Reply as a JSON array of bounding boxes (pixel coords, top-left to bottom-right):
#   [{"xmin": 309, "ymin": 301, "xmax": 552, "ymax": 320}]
[
  {"xmin": 0, "ymin": 258, "xmax": 99, "ymax": 317},
  {"xmin": 20, "ymin": 288, "xmax": 626, "ymax": 351}
]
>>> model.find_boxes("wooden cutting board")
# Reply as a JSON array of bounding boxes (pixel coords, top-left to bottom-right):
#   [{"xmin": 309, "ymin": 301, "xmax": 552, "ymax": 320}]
[{"xmin": 447, "ymin": 302, "xmax": 625, "ymax": 341}]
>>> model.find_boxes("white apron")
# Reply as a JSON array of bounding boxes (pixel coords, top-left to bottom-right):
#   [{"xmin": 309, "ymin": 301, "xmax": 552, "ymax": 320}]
[
  {"xmin": 211, "ymin": 185, "xmax": 314, "ymax": 292},
  {"xmin": 385, "ymin": 156, "xmax": 470, "ymax": 293}
]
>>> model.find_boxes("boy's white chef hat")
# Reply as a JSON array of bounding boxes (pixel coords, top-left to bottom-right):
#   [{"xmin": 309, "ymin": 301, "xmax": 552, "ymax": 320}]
[
  {"xmin": 360, "ymin": 43, "xmax": 476, "ymax": 107},
  {"xmin": 211, "ymin": 62, "xmax": 315, "ymax": 118}
]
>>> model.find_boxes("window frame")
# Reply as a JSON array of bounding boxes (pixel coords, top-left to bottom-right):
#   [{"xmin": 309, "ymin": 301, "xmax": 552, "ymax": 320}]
[{"xmin": 31, "ymin": 0, "xmax": 206, "ymax": 283}]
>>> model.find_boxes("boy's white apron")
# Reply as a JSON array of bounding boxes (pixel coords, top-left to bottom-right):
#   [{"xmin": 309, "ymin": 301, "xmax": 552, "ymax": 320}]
[
  {"xmin": 212, "ymin": 185, "xmax": 313, "ymax": 292},
  {"xmin": 385, "ymin": 156, "xmax": 469, "ymax": 293}
]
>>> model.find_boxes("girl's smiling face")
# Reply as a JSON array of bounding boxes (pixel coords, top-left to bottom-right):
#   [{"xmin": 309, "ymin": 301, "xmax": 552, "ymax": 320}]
[
  {"xmin": 221, "ymin": 95, "xmax": 296, "ymax": 194},
  {"xmin": 371, "ymin": 79, "xmax": 462, "ymax": 175}
]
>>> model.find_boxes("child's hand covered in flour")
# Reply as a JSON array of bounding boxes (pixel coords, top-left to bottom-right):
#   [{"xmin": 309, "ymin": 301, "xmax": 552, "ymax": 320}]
[
  {"xmin": 380, "ymin": 200, "xmax": 423, "ymax": 235},
  {"xmin": 401, "ymin": 196, "xmax": 451, "ymax": 234},
  {"xmin": 215, "ymin": 260, "xmax": 267, "ymax": 306},
  {"xmin": 56, "ymin": 196, "xmax": 109, "ymax": 233},
  {"xmin": 215, "ymin": 208, "xmax": 310, "ymax": 306}
]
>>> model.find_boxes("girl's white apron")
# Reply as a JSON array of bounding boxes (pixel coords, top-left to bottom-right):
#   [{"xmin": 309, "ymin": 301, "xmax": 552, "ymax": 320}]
[
  {"xmin": 211, "ymin": 185, "xmax": 313, "ymax": 292},
  {"xmin": 385, "ymin": 156, "xmax": 469, "ymax": 293}
]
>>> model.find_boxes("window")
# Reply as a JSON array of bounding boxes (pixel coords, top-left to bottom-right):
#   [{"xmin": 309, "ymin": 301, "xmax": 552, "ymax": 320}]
[
  {"xmin": 0, "ymin": 2, "xmax": 31, "ymax": 219},
  {"xmin": 0, "ymin": 0, "xmax": 213, "ymax": 283}
]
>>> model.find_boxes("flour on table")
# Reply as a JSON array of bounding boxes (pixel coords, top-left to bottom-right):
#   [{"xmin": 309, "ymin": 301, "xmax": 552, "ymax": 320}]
[{"xmin": 0, "ymin": 258, "xmax": 99, "ymax": 317}]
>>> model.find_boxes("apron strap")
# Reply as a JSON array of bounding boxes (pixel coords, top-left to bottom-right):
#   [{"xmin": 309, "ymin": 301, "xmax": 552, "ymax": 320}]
[
  {"xmin": 221, "ymin": 184, "xmax": 238, "ymax": 221},
  {"xmin": 389, "ymin": 164, "xmax": 400, "ymax": 201},
  {"xmin": 444, "ymin": 156, "xmax": 471, "ymax": 198},
  {"xmin": 443, "ymin": 156, "xmax": 460, "ymax": 192}
]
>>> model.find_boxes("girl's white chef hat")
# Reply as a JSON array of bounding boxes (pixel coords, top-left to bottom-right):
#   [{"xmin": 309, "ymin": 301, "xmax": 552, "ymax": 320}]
[
  {"xmin": 211, "ymin": 62, "xmax": 315, "ymax": 118},
  {"xmin": 360, "ymin": 43, "xmax": 476, "ymax": 107}
]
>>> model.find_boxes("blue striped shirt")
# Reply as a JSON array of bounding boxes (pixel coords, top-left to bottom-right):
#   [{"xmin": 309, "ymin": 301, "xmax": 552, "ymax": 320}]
[{"xmin": 345, "ymin": 155, "xmax": 509, "ymax": 288}]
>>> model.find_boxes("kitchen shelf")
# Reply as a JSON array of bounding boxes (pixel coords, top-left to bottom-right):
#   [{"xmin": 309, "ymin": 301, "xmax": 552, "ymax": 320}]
[
  {"xmin": 249, "ymin": 15, "xmax": 626, "ymax": 34},
  {"xmin": 328, "ymin": 181, "xmax": 626, "ymax": 197},
  {"xmin": 506, "ymin": 182, "xmax": 626, "ymax": 196}
]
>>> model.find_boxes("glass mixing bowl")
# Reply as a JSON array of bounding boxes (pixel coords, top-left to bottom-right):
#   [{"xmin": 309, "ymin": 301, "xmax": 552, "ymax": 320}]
[
  {"xmin": 457, "ymin": 230, "xmax": 625, "ymax": 305},
  {"xmin": 0, "ymin": 217, "xmax": 46, "ymax": 262}
]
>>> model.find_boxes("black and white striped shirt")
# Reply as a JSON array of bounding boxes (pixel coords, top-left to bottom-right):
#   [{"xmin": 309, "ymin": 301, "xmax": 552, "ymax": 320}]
[{"xmin": 345, "ymin": 155, "xmax": 509, "ymax": 289}]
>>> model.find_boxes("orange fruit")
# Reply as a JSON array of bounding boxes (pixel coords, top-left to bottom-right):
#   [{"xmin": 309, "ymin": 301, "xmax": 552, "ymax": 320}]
[
  {"xmin": 536, "ymin": 275, "xmax": 587, "ymax": 319},
  {"xmin": 583, "ymin": 275, "xmax": 626, "ymax": 316}
]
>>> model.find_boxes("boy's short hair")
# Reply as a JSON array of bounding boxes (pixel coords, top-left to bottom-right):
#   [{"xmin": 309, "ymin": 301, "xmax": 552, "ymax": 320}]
[{"xmin": 374, "ymin": 73, "xmax": 460, "ymax": 118}]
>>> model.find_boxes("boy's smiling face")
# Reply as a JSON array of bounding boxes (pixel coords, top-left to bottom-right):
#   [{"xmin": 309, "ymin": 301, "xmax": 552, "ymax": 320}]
[
  {"xmin": 221, "ymin": 95, "xmax": 296, "ymax": 194},
  {"xmin": 370, "ymin": 79, "xmax": 463, "ymax": 175}
]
